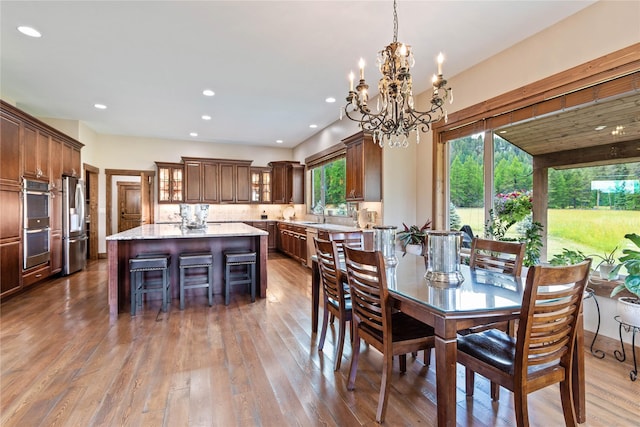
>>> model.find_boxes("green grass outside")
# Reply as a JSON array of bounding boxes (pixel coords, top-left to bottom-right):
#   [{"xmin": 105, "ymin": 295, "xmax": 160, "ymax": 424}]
[{"xmin": 456, "ymin": 208, "xmax": 640, "ymax": 259}]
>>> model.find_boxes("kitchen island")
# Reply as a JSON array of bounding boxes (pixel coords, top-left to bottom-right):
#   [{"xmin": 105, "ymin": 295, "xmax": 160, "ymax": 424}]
[{"xmin": 106, "ymin": 223, "xmax": 268, "ymax": 319}]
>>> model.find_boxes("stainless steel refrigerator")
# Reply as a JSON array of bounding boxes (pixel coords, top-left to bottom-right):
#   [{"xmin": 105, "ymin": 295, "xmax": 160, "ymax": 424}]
[{"xmin": 62, "ymin": 176, "xmax": 87, "ymax": 275}]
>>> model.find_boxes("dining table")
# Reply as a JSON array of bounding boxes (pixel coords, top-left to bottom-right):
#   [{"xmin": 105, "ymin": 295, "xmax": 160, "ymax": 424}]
[{"xmin": 310, "ymin": 251, "xmax": 587, "ymax": 427}]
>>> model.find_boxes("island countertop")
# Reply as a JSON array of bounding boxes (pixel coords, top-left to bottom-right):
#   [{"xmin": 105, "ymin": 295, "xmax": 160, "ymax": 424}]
[{"xmin": 106, "ymin": 222, "xmax": 268, "ymax": 241}]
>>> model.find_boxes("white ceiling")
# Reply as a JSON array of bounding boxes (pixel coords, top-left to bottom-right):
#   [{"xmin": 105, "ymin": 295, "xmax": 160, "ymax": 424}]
[{"xmin": 0, "ymin": 1, "xmax": 597, "ymax": 149}]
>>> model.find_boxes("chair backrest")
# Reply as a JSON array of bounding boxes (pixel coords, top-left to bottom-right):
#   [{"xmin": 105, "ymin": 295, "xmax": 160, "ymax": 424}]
[
  {"xmin": 343, "ymin": 246, "xmax": 391, "ymax": 342},
  {"xmin": 515, "ymin": 259, "xmax": 592, "ymax": 377},
  {"xmin": 469, "ymin": 237, "xmax": 526, "ymax": 276},
  {"xmin": 314, "ymin": 238, "xmax": 348, "ymax": 307},
  {"xmin": 329, "ymin": 231, "xmax": 365, "ymax": 256}
]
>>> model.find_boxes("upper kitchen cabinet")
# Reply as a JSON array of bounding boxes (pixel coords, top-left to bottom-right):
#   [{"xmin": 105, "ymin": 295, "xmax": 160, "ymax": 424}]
[
  {"xmin": 50, "ymin": 137, "xmax": 64, "ymax": 191},
  {"xmin": 269, "ymin": 161, "xmax": 304, "ymax": 204},
  {"xmin": 343, "ymin": 131, "xmax": 382, "ymax": 202},
  {"xmin": 156, "ymin": 162, "xmax": 184, "ymax": 204},
  {"xmin": 62, "ymin": 141, "xmax": 82, "ymax": 178},
  {"xmin": 183, "ymin": 157, "xmax": 219, "ymax": 204},
  {"xmin": 23, "ymin": 125, "xmax": 50, "ymax": 181},
  {"xmin": 0, "ymin": 108, "xmax": 22, "ymax": 189},
  {"xmin": 219, "ymin": 160, "xmax": 252, "ymax": 203},
  {"xmin": 250, "ymin": 167, "xmax": 272, "ymax": 203}
]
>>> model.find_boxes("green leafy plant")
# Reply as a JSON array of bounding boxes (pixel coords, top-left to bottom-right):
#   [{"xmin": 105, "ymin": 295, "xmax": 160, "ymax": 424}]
[
  {"xmin": 611, "ymin": 233, "xmax": 640, "ymax": 299},
  {"xmin": 587, "ymin": 246, "xmax": 618, "ymax": 269},
  {"xmin": 549, "ymin": 248, "xmax": 588, "ymax": 266},
  {"xmin": 397, "ymin": 220, "xmax": 432, "ymax": 247}
]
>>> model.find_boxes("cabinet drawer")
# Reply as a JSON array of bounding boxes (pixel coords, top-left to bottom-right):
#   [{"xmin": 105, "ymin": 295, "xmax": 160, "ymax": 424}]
[{"xmin": 23, "ymin": 264, "xmax": 50, "ymax": 287}]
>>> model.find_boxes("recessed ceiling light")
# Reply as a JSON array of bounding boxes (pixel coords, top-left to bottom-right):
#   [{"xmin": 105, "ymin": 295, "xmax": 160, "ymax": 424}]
[
  {"xmin": 202, "ymin": 89, "xmax": 215, "ymax": 97},
  {"xmin": 276, "ymin": 139, "xmax": 283, "ymax": 144},
  {"xmin": 594, "ymin": 125, "xmax": 607, "ymax": 131},
  {"xmin": 309, "ymin": 124, "xmax": 318, "ymax": 129},
  {"xmin": 17, "ymin": 26, "xmax": 41, "ymax": 38},
  {"xmin": 190, "ymin": 132, "xmax": 198, "ymax": 137},
  {"xmin": 325, "ymin": 97, "xmax": 336, "ymax": 103},
  {"xmin": 94, "ymin": 103, "xmax": 107, "ymax": 110},
  {"xmin": 201, "ymin": 115, "xmax": 211, "ymax": 120}
]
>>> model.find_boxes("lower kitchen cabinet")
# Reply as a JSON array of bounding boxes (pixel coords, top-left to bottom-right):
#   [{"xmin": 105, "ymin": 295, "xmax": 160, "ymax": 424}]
[
  {"xmin": 277, "ymin": 223, "xmax": 307, "ymax": 264},
  {"xmin": 245, "ymin": 221, "xmax": 277, "ymax": 251},
  {"xmin": 0, "ymin": 240, "xmax": 21, "ymax": 296}
]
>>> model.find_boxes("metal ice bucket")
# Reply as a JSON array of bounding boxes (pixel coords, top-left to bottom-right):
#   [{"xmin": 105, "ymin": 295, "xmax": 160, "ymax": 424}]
[
  {"xmin": 374, "ymin": 225, "xmax": 398, "ymax": 267},
  {"xmin": 425, "ymin": 230, "xmax": 464, "ymax": 286}
]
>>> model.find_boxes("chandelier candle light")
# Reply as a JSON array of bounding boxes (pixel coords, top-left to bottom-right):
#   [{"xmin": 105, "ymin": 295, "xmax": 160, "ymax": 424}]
[{"xmin": 342, "ymin": 0, "xmax": 452, "ymax": 148}]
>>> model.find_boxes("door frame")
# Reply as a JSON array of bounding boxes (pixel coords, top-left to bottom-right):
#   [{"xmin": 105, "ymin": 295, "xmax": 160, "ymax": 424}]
[
  {"xmin": 84, "ymin": 163, "xmax": 99, "ymax": 260},
  {"xmin": 105, "ymin": 169, "xmax": 155, "ymax": 237}
]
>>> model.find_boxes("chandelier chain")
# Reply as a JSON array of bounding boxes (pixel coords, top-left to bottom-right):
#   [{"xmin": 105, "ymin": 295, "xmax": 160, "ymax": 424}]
[{"xmin": 393, "ymin": 0, "xmax": 398, "ymax": 43}]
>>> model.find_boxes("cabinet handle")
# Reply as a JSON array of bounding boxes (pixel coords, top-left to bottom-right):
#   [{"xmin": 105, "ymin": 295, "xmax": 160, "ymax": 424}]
[{"xmin": 35, "ymin": 274, "xmax": 42, "ymax": 278}]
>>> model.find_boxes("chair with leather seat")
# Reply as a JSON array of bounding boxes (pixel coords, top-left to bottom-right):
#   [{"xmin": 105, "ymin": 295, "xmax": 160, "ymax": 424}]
[
  {"xmin": 224, "ymin": 251, "xmax": 257, "ymax": 306},
  {"xmin": 314, "ymin": 238, "xmax": 351, "ymax": 371},
  {"xmin": 178, "ymin": 252, "xmax": 214, "ymax": 309},
  {"xmin": 129, "ymin": 254, "xmax": 171, "ymax": 315},
  {"xmin": 328, "ymin": 231, "xmax": 365, "ymax": 255},
  {"xmin": 463, "ymin": 237, "xmax": 527, "ymax": 397},
  {"xmin": 343, "ymin": 246, "xmax": 435, "ymax": 423},
  {"xmin": 457, "ymin": 259, "xmax": 592, "ymax": 427}
]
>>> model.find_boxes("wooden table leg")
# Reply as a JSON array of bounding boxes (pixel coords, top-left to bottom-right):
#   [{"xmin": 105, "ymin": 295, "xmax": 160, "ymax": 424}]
[
  {"xmin": 311, "ymin": 258, "xmax": 320, "ymax": 333},
  {"xmin": 435, "ymin": 327, "xmax": 458, "ymax": 427}
]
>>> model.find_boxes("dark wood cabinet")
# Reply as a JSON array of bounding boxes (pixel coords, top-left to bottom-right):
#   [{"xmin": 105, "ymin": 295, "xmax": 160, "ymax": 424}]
[
  {"xmin": 270, "ymin": 161, "xmax": 304, "ymax": 204},
  {"xmin": 277, "ymin": 222, "xmax": 307, "ymax": 264},
  {"xmin": 220, "ymin": 161, "xmax": 252, "ymax": 203},
  {"xmin": 0, "ymin": 190, "xmax": 22, "ymax": 297},
  {"xmin": 62, "ymin": 142, "xmax": 81, "ymax": 177},
  {"xmin": 183, "ymin": 159, "xmax": 219, "ymax": 203},
  {"xmin": 250, "ymin": 167, "xmax": 272, "ymax": 203},
  {"xmin": 245, "ymin": 221, "xmax": 277, "ymax": 250},
  {"xmin": 23, "ymin": 124, "xmax": 50, "ymax": 181},
  {"xmin": 0, "ymin": 111, "xmax": 22, "ymax": 189},
  {"xmin": 156, "ymin": 162, "xmax": 184, "ymax": 203},
  {"xmin": 343, "ymin": 131, "xmax": 382, "ymax": 202},
  {"xmin": 1, "ymin": 101, "xmax": 83, "ymax": 296}
]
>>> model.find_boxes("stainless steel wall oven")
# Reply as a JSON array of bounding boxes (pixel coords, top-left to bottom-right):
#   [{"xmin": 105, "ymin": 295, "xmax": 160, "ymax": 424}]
[{"xmin": 23, "ymin": 179, "xmax": 51, "ymax": 269}]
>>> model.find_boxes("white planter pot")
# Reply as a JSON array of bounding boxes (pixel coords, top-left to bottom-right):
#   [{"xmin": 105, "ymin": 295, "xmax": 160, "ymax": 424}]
[
  {"xmin": 617, "ymin": 297, "xmax": 640, "ymax": 328},
  {"xmin": 405, "ymin": 244, "xmax": 424, "ymax": 256},
  {"xmin": 599, "ymin": 263, "xmax": 619, "ymax": 280}
]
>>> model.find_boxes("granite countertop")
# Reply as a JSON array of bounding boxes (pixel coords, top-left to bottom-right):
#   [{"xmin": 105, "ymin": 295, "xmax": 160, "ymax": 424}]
[
  {"xmin": 106, "ymin": 222, "xmax": 268, "ymax": 241},
  {"xmin": 279, "ymin": 220, "xmax": 371, "ymax": 233}
]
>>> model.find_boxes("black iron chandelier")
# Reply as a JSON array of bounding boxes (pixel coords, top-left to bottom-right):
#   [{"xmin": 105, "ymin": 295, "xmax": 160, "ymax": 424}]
[{"xmin": 341, "ymin": 0, "xmax": 452, "ymax": 148}]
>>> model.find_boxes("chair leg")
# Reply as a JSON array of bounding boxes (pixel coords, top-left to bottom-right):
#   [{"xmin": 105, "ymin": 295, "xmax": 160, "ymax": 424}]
[
  {"xmin": 513, "ymin": 388, "xmax": 530, "ymax": 427},
  {"xmin": 399, "ymin": 354, "xmax": 407, "ymax": 373},
  {"xmin": 207, "ymin": 264, "xmax": 213, "ymax": 307},
  {"xmin": 376, "ymin": 352, "xmax": 394, "ymax": 423},
  {"xmin": 423, "ymin": 348, "xmax": 431, "ymax": 367},
  {"xmin": 161, "ymin": 268, "xmax": 168, "ymax": 312},
  {"xmin": 490, "ymin": 381, "xmax": 500, "ymax": 401},
  {"xmin": 334, "ymin": 316, "xmax": 346, "ymax": 371},
  {"xmin": 224, "ymin": 264, "xmax": 231, "ymax": 306},
  {"xmin": 559, "ymin": 378, "xmax": 577, "ymax": 427},
  {"xmin": 179, "ymin": 267, "xmax": 185, "ymax": 310},
  {"xmin": 318, "ymin": 299, "xmax": 329, "ymax": 351},
  {"xmin": 347, "ymin": 324, "xmax": 361, "ymax": 390},
  {"xmin": 130, "ymin": 271, "xmax": 136, "ymax": 316},
  {"xmin": 250, "ymin": 262, "xmax": 256, "ymax": 302},
  {"xmin": 465, "ymin": 368, "xmax": 475, "ymax": 397}
]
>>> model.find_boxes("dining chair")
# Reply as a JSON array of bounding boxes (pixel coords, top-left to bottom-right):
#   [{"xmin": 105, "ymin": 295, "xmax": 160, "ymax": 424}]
[
  {"xmin": 343, "ymin": 246, "xmax": 435, "ymax": 423},
  {"xmin": 469, "ymin": 237, "xmax": 526, "ymax": 277},
  {"xmin": 328, "ymin": 231, "xmax": 364, "ymax": 254},
  {"xmin": 314, "ymin": 238, "xmax": 352, "ymax": 371},
  {"xmin": 457, "ymin": 259, "xmax": 592, "ymax": 427}
]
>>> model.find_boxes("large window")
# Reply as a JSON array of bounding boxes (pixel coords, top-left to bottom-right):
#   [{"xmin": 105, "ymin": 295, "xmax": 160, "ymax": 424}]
[
  {"xmin": 310, "ymin": 156, "xmax": 347, "ymax": 215},
  {"xmin": 449, "ymin": 133, "xmax": 484, "ymax": 233}
]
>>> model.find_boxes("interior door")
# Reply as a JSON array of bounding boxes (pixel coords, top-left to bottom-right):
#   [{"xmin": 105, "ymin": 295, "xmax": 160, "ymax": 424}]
[{"xmin": 117, "ymin": 182, "xmax": 141, "ymax": 232}]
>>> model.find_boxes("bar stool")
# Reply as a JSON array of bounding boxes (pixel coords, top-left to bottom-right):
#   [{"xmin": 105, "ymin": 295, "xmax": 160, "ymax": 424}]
[
  {"xmin": 129, "ymin": 254, "xmax": 171, "ymax": 315},
  {"xmin": 179, "ymin": 252, "xmax": 214, "ymax": 309},
  {"xmin": 224, "ymin": 251, "xmax": 256, "ymax": 306}
]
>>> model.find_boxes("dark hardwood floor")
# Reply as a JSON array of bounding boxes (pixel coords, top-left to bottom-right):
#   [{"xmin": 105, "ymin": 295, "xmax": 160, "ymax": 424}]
[{"xmin": 1, "ymin": 254, "xmax": 639, "ymax": 426}]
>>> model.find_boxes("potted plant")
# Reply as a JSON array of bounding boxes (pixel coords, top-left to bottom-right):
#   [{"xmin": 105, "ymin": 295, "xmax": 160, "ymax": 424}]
[
  {"xmin": 610, "ymin": 233, "xmax": 640, "ymax": 327},
  {"xmin": 397, "ymin": 220, "xmax": 431, "ymax": 254},
  {"xmin": 549, "ymin": 248, "xmax": 588, "ymax": 266},
  {"xmin": 588, "ymin": 246, "xmax": 619, "ymax": 280}
]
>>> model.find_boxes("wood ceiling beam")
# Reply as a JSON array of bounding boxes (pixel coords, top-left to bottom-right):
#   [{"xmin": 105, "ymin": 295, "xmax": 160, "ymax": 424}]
[{"xmin": 533, "ymin": 139, "xmax": 640, "ymax": 169}]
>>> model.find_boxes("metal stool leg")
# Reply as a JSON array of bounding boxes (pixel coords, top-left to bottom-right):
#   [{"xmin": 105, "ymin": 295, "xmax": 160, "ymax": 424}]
[
  {"xmin": 208, "ymin": 264, "xmax": 214, "ymax": 306},
  {"xmin": 225, "ymin": 263, "xmax": 231, "ymax": 306},
  {"xmin": 180, "ymin": 266, "xmax": 186, "ymax": 310},
  {"xmin": 250, "ymin": 262, "xmax": 256, "ymax": 302},
  {"xmin": 131, "ymin": 270, "xmax": 137, "ymax": 316}
]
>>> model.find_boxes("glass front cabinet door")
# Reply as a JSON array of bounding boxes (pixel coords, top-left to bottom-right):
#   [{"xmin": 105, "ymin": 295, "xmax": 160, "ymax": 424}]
[{"xmin": 156, "ymin": 162, "xmax": 184, "ymax": 203}]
